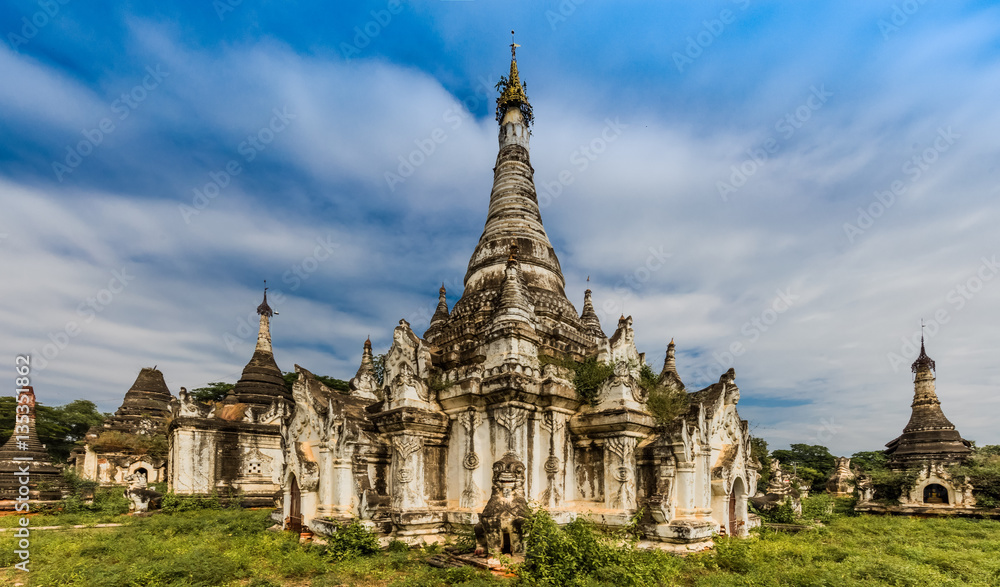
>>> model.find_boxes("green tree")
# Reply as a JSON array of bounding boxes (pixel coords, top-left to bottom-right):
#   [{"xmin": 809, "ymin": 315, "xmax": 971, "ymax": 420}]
[
  {"xmin": 281, "ymin": 372, "xmax": 349, "ymax": 393},
  {"xmin": 850, "ymin": 450, "xmax": 888, "ymax": 472},
  {"xmin": 0, "ymin": 397, "xmax": 106, "ymax": 462},
  {"xmin": 189, "ymin": 382, "xmax": 234, "ymax": 402},
  {"xmin": 750, "ymin": 437, "xmax": 772, "ymax": 493},
  {"xmin": 771, "ymin": 444, "xmax": 836, "ymax": 493}
]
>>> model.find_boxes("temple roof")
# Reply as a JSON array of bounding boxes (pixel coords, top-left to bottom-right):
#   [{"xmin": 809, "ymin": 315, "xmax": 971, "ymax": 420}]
[
  {"xmin": 232, "ymin": 289, "xmax": 292, "ymax": 407},
  {"xmin": 886, "ymin": 339, "xmax": 971, "ymax": 467},
  {"xmin": 103, "ymin": 367, "xmax": 174, "ymax": 433},
  {"xmin": 426, "ymin": 42, "xmax": 598, "ymax": 361}
]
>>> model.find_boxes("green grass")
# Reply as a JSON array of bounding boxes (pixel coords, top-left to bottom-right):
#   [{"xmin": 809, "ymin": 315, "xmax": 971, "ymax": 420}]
[{"xmin": 1, "ymin": 509, "xmax": 999, "ymax": 586}]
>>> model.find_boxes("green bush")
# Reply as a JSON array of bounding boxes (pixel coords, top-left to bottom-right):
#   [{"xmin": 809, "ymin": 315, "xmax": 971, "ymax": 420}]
[
  {"xmin": 869, "ymin": 469, "xmax": 919, "ymax": 503},
  {"xmin": 950, "ymin": 446, "xmax": 1000, "ymax": 508},
  {"xmin": 326, "ymin": 519, "xmax": 382, "ymax": 562},
  {"xmin": 519, "ymin": 508, "xmax": 679, "ymax": 586},
  {"xmin": 539, "ymin": 355, "xmax": 614, "ymax": 407}
]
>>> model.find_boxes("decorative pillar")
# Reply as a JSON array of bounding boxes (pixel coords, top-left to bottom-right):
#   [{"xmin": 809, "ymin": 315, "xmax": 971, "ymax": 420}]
[
  {"xmin": 605, "ymin": 436, "xmax": 638, "ymax": 511},
  {"xmin": 458, "ymin": 409, "xmax": 484, "ymax": 509},
  {"xmin": 390, "ymin": 434, "xmax": 425, "ymax": 510}
]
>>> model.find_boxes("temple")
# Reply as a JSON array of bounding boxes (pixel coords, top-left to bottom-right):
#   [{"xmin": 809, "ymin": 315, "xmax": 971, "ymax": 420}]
[
  {"xmin": 276, "ymin": 42, "xmax": 759, "ymax": 550},
  {"xmin": 166, "ymin": 289, "xmax": 290, "ymax": 505},
  {"xmin": 0, "ymin": 386, "xmax": 63, "ymax": 506},
  {"xmin": 857, "ymin": 337, "xmax": 976, "ymax": 512},
  {"xmin": 69, "ymin": 367, "xmax": 173, "ymax": 486}
]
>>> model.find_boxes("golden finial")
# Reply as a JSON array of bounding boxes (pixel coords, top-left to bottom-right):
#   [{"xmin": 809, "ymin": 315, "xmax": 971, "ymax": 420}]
[{"xmin": 496, "ymin": 32, "xmax": 532, "ymax": 126}]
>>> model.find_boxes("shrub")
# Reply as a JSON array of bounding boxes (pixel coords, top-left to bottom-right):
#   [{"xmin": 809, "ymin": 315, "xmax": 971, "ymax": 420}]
[
  {"xmin": 640, "ymin": 364, "xmax": 690, "ymax": 425},
  {"xmin": 326, "ymin": 520, "xmax": 381, "ymax": 562},
  {"xmin": 950, "ymin": 446, "xmax": 1000, "ymax": 508},
  {"xmin": 869, "ymin": 469, "xmax": 919, "ymax": 503},
  {"xmin": 88, "ymin": 430, "xmax": 168, "ymax": 458},
  {"xmin": 539, "ymin": 355, "xmax": 616, "ymax": 407},
  {"xmin": 519, "ymin": 508, "xmax": 679, "ymax": 586}
]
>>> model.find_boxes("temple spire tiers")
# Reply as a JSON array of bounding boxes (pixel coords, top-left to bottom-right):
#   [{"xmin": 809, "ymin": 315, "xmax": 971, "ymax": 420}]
[
  {"xmin": 426, "ymin": 42, "xmax": 597, "ymax": 369},
  {"xmin": 0, "ymin": 386, "xmax": 64, "ymax": 503},
  {"xmin": 348, "ymin": 337, "xmax": 380, "ymax": 401},
  {"xmin": 884, "ymin": 338, "xmax": 971, "ymax": 469},
  {"xmin": 659, "ymin": 339, "xmax": 684, "ymax": 392},
  {"xmin": 232, "ymin": 288, "xmax": 293, "ymax": 409},
  {"xmin": 580, "ymin": 289, "xmax": 606, "ymax": 339}
]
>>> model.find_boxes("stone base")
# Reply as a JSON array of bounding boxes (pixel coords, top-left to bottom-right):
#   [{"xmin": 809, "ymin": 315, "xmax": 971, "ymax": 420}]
[
  {"xmin": 647, "ymin": 519, "xmax": 719, "ymax": 544},
  {"xmin": 855, "ymin": 503, "xmax": 1000, "ymax": 519}
]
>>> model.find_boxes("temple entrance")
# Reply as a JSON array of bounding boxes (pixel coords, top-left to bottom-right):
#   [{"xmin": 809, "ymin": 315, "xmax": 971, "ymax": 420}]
[
  {"xmin": 134, "ymin": 468, "xmax": 148, "ymax": 483},
  {"xmin": 728, "ymin": 478, "xmax": 746, "ymax": 536},
  {"xmin": 924, "ymin": 484, "xmax": 949, "ymax": 504},
  {"xmin": 288, "ymin": 476, "xmax": 302, "ymax": 532}
]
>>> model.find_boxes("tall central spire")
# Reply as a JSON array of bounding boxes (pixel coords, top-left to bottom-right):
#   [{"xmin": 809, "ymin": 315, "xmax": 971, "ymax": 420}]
[
  {"xmin": 426, "ymin": 39, "xmax": 598, "ymax": 361},
  {"xmin": 462, "ymin": 38, "xmax": 566, "ymax": 300}
]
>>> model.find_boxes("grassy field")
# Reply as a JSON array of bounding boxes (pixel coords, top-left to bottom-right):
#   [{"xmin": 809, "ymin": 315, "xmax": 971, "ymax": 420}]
[{"xmin": 1, "ymin": 508, "xmax": 999, "ymax": 586}]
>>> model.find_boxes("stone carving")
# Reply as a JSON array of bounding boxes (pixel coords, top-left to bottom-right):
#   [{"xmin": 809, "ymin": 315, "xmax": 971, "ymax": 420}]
[
  {"xmin": 391, "ymin": 435, "xmax": 423, "ymax": 509},
  {"xmin": 540, "ymin": 412, "xmax": 565, "ymax": 507},
  {"xmin": 241, "ymin": 446, "xmax": 273, "ymax": 478},
  {"xmin": 494, "ymin": 405, "xmax": 526, "ymax": 451},
  {"xmin": 459, "ymin": 409, "xmax": 484, "ymax": 508},
  {"xmin": 475, "ymin": 452, "xmax": 529, "ymax": 557},
  {"xmin": 606, "ymin": 436, "xmax": 637, "ymax": 510},
  {"xmin": 124, "ymin": 471, "xmax": 162, "ymax": 513}
]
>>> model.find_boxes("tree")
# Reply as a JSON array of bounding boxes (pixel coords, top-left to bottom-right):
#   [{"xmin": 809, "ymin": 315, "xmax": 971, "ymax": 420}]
[
  {"xmin": 770, "ymin": 444, "xmax": 836, "ymax": 493},
  {"xmin": 281, "ymin": 372, "xmax": 349, "ymax": 393},
  {"xmin": 189, "ymin": 382, "xmax": 234, "ymax": 402},
  {"xmin": 0, "ymin": 397, "xmax": 106, "ymax": 462},
  {"xmin": 850, "ymin": 450, "xmax": 888, "ymax": 473},
  {"xmin": 750, "ymin": 437, "xmax": 772, "ymax": 493}
]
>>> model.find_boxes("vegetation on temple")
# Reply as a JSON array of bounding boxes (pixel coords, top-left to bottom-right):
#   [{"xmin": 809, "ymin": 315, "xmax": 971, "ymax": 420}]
[
  {"xmin": 88, "ymin": 429, "xmax": 169, "ymax": 458},
  {"xmin": 639, "ymin": 363, "xmax": 690, "ymax": 425},
  {"xmin": 949, "ymin": 445, "xmax": 1000, "ymax": 508},
  {"xmin": 538, "ymin": 354, "xmax": 614, "ymax": 406}
]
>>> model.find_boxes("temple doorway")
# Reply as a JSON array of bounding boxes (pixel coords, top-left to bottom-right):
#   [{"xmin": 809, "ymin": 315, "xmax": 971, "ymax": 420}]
[
  {"xmin": 923, "ymin": 484, "xmax": 949, "ymax": 504},
  {"xmin": 728, "ymin": 478, "xmax": 746, "ymax": 536},
  {"xmin": 288, "ymin": 476, "xmax": 302, "ymax": 532}
]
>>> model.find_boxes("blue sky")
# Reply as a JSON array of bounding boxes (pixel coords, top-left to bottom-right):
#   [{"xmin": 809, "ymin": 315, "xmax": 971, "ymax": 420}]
[{"xmin": 2, "ymin": 0, "xmax": 999, "ymax": 455}]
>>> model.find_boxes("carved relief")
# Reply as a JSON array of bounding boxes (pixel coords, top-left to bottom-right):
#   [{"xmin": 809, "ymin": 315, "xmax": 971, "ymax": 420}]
[
  {"xmin": 494, "ymin": 405, "xmax": 527, "ymax": 451},
  {"xmin": 459, "ymin": 408, "xmax": 484, "ymax": 508},
  {"xmin": 241, "ymin": 446, "xmax": 273, "ymax": 478},
  {"xmin": 606, "ymin": 436, "xmax": 637, "ymax": 510},
  {"xmin": 540, "ymin": 411, "xmax": 565, "ymax": 507},
  {"xmin": 391, "ymin": 435, "xmax": 423, "ymax": 510}
]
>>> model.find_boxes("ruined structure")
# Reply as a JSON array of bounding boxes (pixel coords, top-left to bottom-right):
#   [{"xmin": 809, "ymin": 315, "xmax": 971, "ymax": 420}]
[
  {"xmin": 858, "ymin": 337, "xmax": 976, "ymax": 513},
  {"xmin": 0, "ymin": 386, "xmax": 63, "ymax": 507},
  {"xmin": 825, "ymin": 457, "xmax": 855, "ymax": 498},
  {"xmin": 69, "ymin": 367, "xmax": 173, "ymax": 486},
  {"xmin": 278, "ymin": 42, "xmax": 759, "ymax": 550},
  {"xmin": 167, "ymin": 291, "xmax": 290, "ymax": 505}
]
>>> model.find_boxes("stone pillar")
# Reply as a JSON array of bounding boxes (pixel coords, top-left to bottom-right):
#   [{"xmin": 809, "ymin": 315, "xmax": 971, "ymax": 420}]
[
  {"xmin": 675, "ymin": 461, "xmax": 697, "ymax": 518},
  {"xmin": 605, "ymin": 436, "xmax": 638, "ymax": 511},
  {"xmin": 390, "ymin": 434, "xmax": 425, "ymax": 511},
  {"xmin": 458, "ymin": 409, "xmax": 485, "ymax": 509}
]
